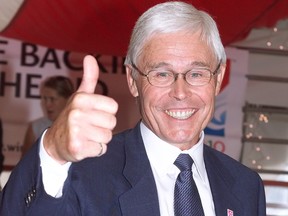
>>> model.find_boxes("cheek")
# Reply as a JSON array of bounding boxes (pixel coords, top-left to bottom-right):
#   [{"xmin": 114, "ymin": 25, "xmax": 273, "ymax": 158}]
[
  {"xmin": 138, "ymin": 86, "xmax": 153, "ymax": 110},
  {"xmin": 137, "ymin": 84, "xmax": 164, "ymax": 113},
  {"xmin": 55, "ymin": 100, "xmax": 68, "ymax": 111},
  {"xmin": 137, "ymin": 81, "xmax": 154, "ymax": 100},
  {"xmin": 205, "ymin": 92, "xmax": 216, "ymax": 119},
  {"xmin": 41, "ymin": 101, "xmax": 45, "ymax": 107},
  {"xmin": 198, "ymin": 85, "xmax": 216, "ymax": 113}
]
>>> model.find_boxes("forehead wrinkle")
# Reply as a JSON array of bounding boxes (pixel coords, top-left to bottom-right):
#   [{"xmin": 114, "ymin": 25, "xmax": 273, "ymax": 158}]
[{"xmin": 139, "ymin": 32, "xmax": 216, "ymax": 71}]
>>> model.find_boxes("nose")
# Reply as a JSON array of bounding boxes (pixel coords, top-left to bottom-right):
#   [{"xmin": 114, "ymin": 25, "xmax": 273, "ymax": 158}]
[
  {"xmin": 169, "ymin": 74, "xmax": 192, "ymax": 100},
  {"xmin": 42, "ymin": 98, "xmax": 53, "ymax": 109}
]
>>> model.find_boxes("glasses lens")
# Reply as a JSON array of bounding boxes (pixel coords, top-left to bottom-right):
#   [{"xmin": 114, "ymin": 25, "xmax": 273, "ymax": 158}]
[
  {"xmin": 186, "ymin": 69, "xmax": 211, "ymax": 86},
  {"xmin": 148, "ymin": 71, "xmax": 174, "ymax": 87}
]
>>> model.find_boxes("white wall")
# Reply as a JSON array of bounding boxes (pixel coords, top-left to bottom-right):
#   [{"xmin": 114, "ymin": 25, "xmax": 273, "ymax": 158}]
[{"xmin": 245, "ymin": 52, "xmax": 288, "ymax": 107}]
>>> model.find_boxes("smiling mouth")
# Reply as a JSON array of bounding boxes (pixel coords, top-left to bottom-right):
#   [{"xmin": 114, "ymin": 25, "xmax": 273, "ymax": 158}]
[{"xmin": 165, "ymin": 109, "xmax": 195, "ymax": 120}]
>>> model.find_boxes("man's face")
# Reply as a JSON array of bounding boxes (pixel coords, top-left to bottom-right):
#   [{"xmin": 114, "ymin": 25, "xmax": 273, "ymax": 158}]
[{"xmin": 126, "ymin": 31, "xmax": 225, "ymax": 150}]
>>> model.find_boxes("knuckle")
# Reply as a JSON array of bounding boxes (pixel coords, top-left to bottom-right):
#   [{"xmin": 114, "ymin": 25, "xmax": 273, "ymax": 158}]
[
  {"xmin": 68, "ymin": 109, "xmax": 82, "ymax": 123},
  {"xmin": 72, "ymin": 92, "xmax": 88, "ymax": 107},
  {"xmin": 104, "ymin": 129, "xmax": 113, "ymax": 142},
  {"xmin": 108, "ymin": 115, "xmax": 117, "ymax": 129}
]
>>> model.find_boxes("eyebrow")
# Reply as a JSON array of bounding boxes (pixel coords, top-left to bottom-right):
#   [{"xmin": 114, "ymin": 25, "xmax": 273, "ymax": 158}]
[
  {"xmin": 190, "ymin": 61, "xmax": 210, "ymax": 68},
  {"xmin": 145, "ymin": 62, "xmax": 170, "ymax": 70},
  {"xmin": 146, "ymin": 61, "xmax": 211, "ymax": 71}
]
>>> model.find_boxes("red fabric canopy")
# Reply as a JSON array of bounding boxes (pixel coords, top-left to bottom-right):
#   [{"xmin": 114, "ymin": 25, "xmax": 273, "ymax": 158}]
[{"xmin": 1, "ymin": 0, "xmax": 288, "ymax": 56}]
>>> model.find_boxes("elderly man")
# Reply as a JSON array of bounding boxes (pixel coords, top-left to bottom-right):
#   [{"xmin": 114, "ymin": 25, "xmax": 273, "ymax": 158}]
[{"xmin": 1, "ymin": 1, "xmax": 266, "ymax": 216}]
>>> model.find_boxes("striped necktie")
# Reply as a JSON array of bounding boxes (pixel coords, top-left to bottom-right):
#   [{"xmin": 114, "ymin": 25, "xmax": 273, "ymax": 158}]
[{"xmin": 174, "ymin": 153, "xmax": 205, "ymax": 216}]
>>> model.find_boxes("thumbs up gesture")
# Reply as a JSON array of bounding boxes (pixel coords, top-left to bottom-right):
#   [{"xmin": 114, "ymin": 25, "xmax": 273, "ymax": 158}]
[{"xmin": 44, "ymin": 55, "xmax": 118, "ymax": 164}]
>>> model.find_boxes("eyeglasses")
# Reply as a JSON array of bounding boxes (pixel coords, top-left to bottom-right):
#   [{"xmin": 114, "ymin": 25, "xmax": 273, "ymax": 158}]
[{"xmin": 131, "ymin": 61, "xmax": 221, "ymax": 88}]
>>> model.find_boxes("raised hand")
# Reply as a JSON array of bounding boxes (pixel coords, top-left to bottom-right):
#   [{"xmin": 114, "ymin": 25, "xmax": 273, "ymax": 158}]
[{"xmin": 44, "ymin": 55, "xmax": 118, "ymax": 164}]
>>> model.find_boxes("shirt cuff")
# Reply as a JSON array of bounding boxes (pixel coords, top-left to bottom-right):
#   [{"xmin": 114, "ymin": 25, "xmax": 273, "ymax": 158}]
[{"xmin": 39, "ymin": 129, "xmax": 71, "ymax": 198}]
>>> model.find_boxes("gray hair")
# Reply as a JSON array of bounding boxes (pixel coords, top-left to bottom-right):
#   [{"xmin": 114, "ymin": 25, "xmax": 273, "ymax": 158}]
[{"xmin": 124, "ymin": 1, "xmax": 226, "ymax": 67}]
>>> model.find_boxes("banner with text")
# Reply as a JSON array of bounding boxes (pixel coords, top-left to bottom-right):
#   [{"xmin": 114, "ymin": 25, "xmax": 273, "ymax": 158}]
[{"xmin": 0, "ymin": 36, "xmax": 248, "ymax": 168}]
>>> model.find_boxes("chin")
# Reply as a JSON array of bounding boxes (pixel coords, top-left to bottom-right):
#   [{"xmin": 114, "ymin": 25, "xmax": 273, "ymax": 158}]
[{"xmin": 47, "ymin": 115, "xmax": 55, "ymax": 121}]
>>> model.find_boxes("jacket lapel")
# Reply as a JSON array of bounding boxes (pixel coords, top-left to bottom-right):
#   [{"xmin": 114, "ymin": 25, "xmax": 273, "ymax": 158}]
[
  {"xmin": 204, "ymin": 146, "xmax": 244, "ymax": 216},
  {"xmin": 119, "ymin": 124, "xmax": 161, "ymax": 216},
  {"xmin": 118, "ymin": 125, "xmax": 244, "ymax": 216}
]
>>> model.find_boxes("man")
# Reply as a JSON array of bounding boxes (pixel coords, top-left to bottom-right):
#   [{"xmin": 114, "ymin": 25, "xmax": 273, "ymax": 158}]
[{"xmin": 0, "ymin": 1, "xmax": 266, "ymax": 215}]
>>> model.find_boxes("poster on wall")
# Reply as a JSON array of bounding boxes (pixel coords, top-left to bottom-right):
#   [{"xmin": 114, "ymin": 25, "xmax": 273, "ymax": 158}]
[
  {"xmin": 0, "ymin": 36, "xmax": 248, "ymax": 169},
  {"xmin": 204, "ymin": 47, "xmax": 249, "ymax": 160},
  {"xmin": 0, "ymin": 36, "xmax": 140, "ymax": 169}
]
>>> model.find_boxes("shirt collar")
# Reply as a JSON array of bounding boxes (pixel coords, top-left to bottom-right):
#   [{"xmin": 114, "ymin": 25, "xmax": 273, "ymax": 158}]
[{"xmin": 140, "ymin": 122, "xmax": 207, "ymax": 182}]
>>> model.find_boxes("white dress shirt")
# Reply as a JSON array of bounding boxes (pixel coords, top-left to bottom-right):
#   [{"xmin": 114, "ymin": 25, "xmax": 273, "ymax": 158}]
[
  {"xmin": 39, "ymin": 130, "xmax": 71, "ymax": 197},
  {"xmin": 40, "ymin": 123, "xmax": 215, "ymax": 215},
  {"xmin": 140, "ymin": 123, "xmax": 215, "ymax": 216}
]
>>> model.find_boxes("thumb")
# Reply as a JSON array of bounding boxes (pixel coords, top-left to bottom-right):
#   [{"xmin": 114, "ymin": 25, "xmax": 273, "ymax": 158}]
[{"xmin": 77, "ymin": 55, "xmax": 99, "ymax": 93}]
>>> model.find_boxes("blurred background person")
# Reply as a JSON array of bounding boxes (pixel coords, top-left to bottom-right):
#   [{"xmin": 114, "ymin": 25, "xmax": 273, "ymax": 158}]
[{"xmin": 22, "ymin": 76, "xmax": 74, "ymax": 156}]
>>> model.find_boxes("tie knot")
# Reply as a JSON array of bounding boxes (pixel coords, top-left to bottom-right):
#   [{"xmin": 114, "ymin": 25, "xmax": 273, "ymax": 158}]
[{"xmin": 174, "ymin": 154, "xmax": 193, "ymax": 171}]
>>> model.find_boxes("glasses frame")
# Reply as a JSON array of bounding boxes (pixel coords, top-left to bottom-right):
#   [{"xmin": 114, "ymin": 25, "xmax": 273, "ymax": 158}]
[{"xmin": 131, "ymin": 61, "xmax": 222, "ymax": 87}]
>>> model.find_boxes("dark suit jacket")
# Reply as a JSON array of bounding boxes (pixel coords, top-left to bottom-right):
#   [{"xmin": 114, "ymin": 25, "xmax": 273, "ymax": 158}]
[{"xmin": 0, "ymin": 122, "xmax": 266, "ymax": 215}]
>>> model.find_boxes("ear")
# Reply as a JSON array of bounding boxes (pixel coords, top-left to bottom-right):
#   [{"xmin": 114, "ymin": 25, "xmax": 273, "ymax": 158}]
[
  {"xmin": 126, "ymin": 66, "xmax": 139, "ymax": 97},
  {"xmin": 215, "ymin": 64, "xmax": 226, "ymax": 96}
]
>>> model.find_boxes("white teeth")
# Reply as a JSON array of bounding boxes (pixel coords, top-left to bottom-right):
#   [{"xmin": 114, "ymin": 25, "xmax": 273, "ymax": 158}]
[{"xmin": 165, "ymin": 109, "xmax": 195, "ymax": 119}]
